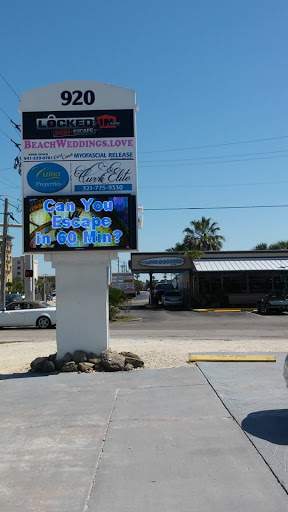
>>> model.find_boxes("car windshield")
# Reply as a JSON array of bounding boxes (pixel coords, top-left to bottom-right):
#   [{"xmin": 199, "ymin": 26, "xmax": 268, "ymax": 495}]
[
  {"xmin": 155, "ymin": 284, "xmax": 174, "ymax": 291},
  {"xmin": 5, "ymin": 294, "xmax": 23, "ymax": 303}
]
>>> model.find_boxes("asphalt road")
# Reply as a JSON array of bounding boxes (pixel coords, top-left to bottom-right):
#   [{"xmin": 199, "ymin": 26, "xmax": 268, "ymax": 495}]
[
  {"xmin": 111, "ymin": 291, "xmax": 288, "ymax": 339},
  {"xmin": 1, "ymin": 291, "xmax": 288, "ymax": 342}
]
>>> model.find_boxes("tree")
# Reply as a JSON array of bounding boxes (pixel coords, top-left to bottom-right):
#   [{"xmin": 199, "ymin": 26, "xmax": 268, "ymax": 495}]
[
  {"xmin": 252, "ymin": 241, "xmax": 288, "ymax": 250},
  {"xmin": 6, "ymin": 277, "xmax": 24, "ymax": 294},
  {"xmin": 269, "ymin": 241, "xmax": 288, "ymax": 250},
  {"xmin": 134, "ymin": 273, "xmax": 144, "ymax": 292},
  {"xmin": 167, "ymin": 217, "xmax": 225, "ymax": 252},
  {"xmin": 252, "ymin": 243, "xmax": 269, "ymax": 250},
  {"xmin": 167, "ymin": 242, "xmax": 186, "ymax": 252},
  {"xmin": 35, "ymin": 276, "xmax": 55, "ymax": 296},
  {"xmin": 183, "ymin": 217, "xmax": 225, "ymax": 250}
]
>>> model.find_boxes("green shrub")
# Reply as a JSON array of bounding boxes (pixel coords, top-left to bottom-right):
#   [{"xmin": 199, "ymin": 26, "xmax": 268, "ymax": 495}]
[
  {"xmin": 109, "ymin": 287, "xmax": 126, "ymax": 306},
  {"xmin": 109, "ymin": 304, "xmax": 121, "ymax": 321}
]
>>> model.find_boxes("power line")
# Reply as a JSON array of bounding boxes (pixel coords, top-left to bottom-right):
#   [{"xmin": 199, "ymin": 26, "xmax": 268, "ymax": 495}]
[
  {"xmin": 139, "ymin": 135, "xmax": 288, "ymax": 155},
  {"xmin": 0, "ymin": 166, "xmax": 14, "ymax": 173},
  {"xmin": 139, "ymin": 148, "xmax": 288, "ymax": 163},
  {"xmin": 145, "ymin": 204, "xmax": 288, "ymax": 211},
  {"xmin": 0, "ymin": 106, "xmax": 20, "ymax": 133},
  {"xmin": 139, "ymin": 153, "xmax": 288, "ymax": 168},
  {"xmin": 0, "ymin": 127, "xmax": 21, "ymax": 150},
  {"xmin": 0, "ymin": 178, "xmax": 20, "ymax": 190},
  {"xmin": 0, "ymin": 196, "xmax": 21, "ymax": 210},
  {"xmin": 0, "ymin": 106, "xmax": 12, "ymax": 122},
  {"xmin": 140, "ymin": 180, "xmax": 288, "ymax": 190},
  {"xmin": 0, "ymin": 72, "xmax": 20, "ymax": 101}
]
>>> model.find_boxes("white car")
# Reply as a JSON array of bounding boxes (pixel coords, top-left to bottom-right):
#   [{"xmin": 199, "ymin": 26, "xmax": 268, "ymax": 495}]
[
  {"xmin": 0, "ymin": 301, "xmax": 56, "ymax": 329},
  {"xmin": 161, "ymin": 291, "xmax": 184, "ymax": 308}
]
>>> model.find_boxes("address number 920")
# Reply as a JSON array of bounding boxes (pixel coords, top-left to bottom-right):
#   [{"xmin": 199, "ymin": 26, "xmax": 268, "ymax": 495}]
[{"xmin": 61, "ymin": 90, "xmax": 95, "ymax": 106}]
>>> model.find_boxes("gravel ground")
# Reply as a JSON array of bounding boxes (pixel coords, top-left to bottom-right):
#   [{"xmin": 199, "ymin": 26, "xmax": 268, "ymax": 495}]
[{"xmin": 0, "ymin": 337, "xmax": 287, "ymax": 376}]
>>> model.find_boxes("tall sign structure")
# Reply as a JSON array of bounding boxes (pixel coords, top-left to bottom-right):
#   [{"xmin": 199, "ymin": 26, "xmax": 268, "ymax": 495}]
[{"xmin": 21, "ymin": 81, "xmax": 138, "ymax": 357}]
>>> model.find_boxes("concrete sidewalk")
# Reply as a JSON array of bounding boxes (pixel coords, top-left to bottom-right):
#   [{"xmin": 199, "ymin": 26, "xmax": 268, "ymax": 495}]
[
  {"xmin": 0, "ymin": 367, "xmax": 288, "ymax": 511},
  {"xmin": 198, "ymin": 353, "xmax": 288, "ymax": 494}
]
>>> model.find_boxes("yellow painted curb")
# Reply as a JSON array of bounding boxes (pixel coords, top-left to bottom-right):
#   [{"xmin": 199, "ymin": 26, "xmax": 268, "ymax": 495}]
[
  {"xmin": 192, "ymin": 308, "xmax": 257, "ymax": 313},
  {"xmin": 214, "ymin": 309, "xmax": 241, "ymax": 312},
  {"xmin": 189, "ymin": 354, "xmax": 276, "ymax": 362}
]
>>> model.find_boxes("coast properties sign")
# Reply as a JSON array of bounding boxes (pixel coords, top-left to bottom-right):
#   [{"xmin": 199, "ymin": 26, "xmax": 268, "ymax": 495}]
[{"xmin": 21, "ymin": 81, "xmax": 138, "ymax": 252}]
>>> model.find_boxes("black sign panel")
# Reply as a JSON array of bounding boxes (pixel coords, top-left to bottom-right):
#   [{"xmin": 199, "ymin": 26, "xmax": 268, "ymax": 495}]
[
  {"xmin": 22, "ymin": 109, "xmax": 134, "ymax": 139},
  {"xmin": 24, "ymin": 194, "xmax": 137, "ymax": 252}
]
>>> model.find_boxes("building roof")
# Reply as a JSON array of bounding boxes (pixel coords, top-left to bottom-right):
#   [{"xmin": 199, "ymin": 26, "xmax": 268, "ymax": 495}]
[{"xmin": 194, "ymin": 259, "xmax": 288, "ymax": 272}]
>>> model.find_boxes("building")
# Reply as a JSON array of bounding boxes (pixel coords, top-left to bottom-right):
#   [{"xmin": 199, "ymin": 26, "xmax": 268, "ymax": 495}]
[
  {"xmin": 12, "ymin": 256, "xmax": 39, "ymax": 282},
  {"xmin": 180, "ymin": 250, "xmax": 288, "ymax": 307},
  {"xmin": 130, "ymin": 250, "xmax": 288, "ymax": 308},
  {"xmin": 0, "ymin": 234, "xmax": 13, "ymax": 284}
]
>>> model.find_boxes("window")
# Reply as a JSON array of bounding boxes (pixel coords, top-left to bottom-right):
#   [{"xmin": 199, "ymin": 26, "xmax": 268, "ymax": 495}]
[
  {"xmin": 249, "ymin": 273, "xmax": 273, "ymax": 293},
  {"xmin": 222, "ymin": 273, "xmax": 247, "ymax": 293}
]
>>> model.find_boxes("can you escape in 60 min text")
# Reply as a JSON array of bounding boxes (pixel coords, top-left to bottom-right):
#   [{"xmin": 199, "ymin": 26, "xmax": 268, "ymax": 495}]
[{"xmin": 34, "ymin": 198, "xmax": 123, "ymax": 246}]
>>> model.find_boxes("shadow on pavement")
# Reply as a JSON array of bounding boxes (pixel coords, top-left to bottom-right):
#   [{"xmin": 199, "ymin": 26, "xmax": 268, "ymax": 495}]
[
  {"xmin": 0, "ymin": 371, "xmax": 57, "ymax": 380},
  {"xmin": 242, "ymin": 409, "xmax": 288, "ymax": 445}
]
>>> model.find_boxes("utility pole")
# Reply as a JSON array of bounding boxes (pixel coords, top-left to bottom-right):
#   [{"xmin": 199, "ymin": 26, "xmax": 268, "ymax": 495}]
[
  {"xmin": 24, "ymin": 254, "xmax": 35, "ymax": 301},
  {"xmin": 0, "ymin": 199, "xmax": 9, "ymax": 308}
]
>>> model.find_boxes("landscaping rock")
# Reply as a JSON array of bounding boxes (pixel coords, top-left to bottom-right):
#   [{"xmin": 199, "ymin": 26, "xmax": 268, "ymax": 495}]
[
  {"xmin": 100, "ymin": 349, "xmax": 126, "ymax": 371},
  {"xmin": 62, "ymin": 352, "xmax": 73, "ymax": 363},
  {"xmin": 54, "ymin": 359, "xmax": 63, "ymax": 371},
  {"xmin": 124, "ymin": 363, "xmax": 134, "ymax": 371},
  {"xmin": 88, "ymin": 357, "xmax": 101, "ymax": 368},
  {"xmin": 78, "ymin": 362, "xmax": 95, "ymax": 372},
  {"xmin": 31, "ymin": 357, "xmax": 48, "ymax": 372},
  {"xmin": 88, "ymin": 352, "xmax": 99, "ymax": 359},
  {"xmin": 62, "ymin": 361, "xmax": 78, "ymax": 372},
  {"xmin": 73, "ymin": 350, "xmax": 87, "ymax": 363},
  {"xmin": 119, "ymin": 351, "xmax": 144, "ymax": 368},
  {"xmin": 30, "ymin": 348, "xmax": 145, "ymax": 375},
  {"xmin": 41, "ymin": 360, "xmax": 56, "ymax": 373}
]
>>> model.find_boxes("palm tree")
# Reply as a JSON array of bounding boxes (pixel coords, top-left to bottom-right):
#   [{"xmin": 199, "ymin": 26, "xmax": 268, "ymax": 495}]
[
  {"xmin": 252, "ymin": 241, "xmax": 288, "ymax": 250},
  {"xmin": 269, "ymin": 241, "xmax": 288, "ymax": 250},
  {"xmin": 252, "ymin": 243, "xmax": 268, "ymax": 250},
  {"xmin": 183, "ymin": 217, "xmax": 225, "ymax": 251},
  {"xmin": 166, "ymin": 242, "xmax": 186, "ymax": 252}
]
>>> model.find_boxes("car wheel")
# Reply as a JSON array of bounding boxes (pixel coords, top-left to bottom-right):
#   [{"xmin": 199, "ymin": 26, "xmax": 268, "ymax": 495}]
[{"xmin": 37, "ymin": 316, "xmax": 51, "ymax": 329}]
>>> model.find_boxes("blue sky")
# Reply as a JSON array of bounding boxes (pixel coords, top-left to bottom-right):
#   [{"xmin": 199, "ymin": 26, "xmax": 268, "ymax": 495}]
[{"xmin": 0, "ymin": 0, "xmax": 288, "ymax": 275}]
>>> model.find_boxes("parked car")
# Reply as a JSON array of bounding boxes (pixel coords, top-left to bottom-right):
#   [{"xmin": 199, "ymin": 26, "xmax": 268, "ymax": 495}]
[
  {"xmin": 0, "ymin": 300, "xmax": 56, "ymax": 329},
  {"xmin": 161, "ymin": 291, "xmax": 183, "ymax": 308},
  {"xmin": 5, "ymin": 293, "xmax": 23, "ymax": 306},
  {"xmin": 152, "ymin": 283, "xmax": 175, "ymax": 304},
  {"xmin": 257, "ymin": 294, "xmax": 288, "ymax": 314}
]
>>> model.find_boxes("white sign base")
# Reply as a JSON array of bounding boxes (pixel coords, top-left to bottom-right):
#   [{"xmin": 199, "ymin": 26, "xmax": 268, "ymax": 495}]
[{"xmin": 46, "ymin": 251, "xmax": 117, "ymax": 359}]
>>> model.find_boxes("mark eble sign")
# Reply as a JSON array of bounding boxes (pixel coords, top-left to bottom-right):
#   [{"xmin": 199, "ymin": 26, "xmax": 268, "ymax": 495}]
[{"xmin": 24, "ymin": 195, "xmax": 136, "ymax": 252}]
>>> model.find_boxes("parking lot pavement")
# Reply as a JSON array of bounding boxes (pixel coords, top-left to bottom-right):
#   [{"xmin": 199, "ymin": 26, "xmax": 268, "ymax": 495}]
[
  {"xmin": 1, "ymin": 367, "xmax": 288, "ymax": 511},
  {"xmin": 198, "ymin": 353, "xmax": 288, "ymax": 492}
]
